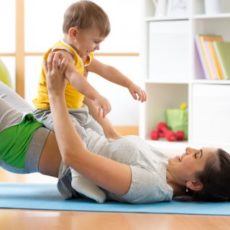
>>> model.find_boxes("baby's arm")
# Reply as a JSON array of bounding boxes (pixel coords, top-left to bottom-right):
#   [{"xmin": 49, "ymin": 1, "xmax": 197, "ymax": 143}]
[
  {"xmin": 49, "ymin": 50, "xmax": 111, "ymax": 117},
  {"xmin": 87, "ymin": 58, "xmax": 147, "ymax": 102}
]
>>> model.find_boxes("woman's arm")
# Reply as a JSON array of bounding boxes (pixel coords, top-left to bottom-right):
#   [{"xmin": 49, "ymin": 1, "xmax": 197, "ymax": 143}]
[
  {"xmin": 45, "ymin": 53, "xmax": 131, "ymax": 195},
  {"xmin": 50, "ymin": 50, "xmax": 111, "ymax": 118},
  {"xmin": 83, "ymin": 97, "xmax": 121, "ymax": 140}
]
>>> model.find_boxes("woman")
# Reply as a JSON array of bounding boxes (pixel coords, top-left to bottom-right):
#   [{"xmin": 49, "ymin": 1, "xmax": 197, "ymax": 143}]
[
  {"xmin": 46, "ymin": 52, "xmax": 230, "ymax": 203},
  {"xmin": 0, "ymin": 69, "xmax": 230, "ymax": 203}
]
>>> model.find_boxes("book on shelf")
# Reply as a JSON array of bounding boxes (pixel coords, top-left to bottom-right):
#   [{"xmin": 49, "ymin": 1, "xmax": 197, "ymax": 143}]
[
  {"xmin": 204, "ymin": 41, "xmax": 219, "ymax": 80},
  {"xmin": 213, "ymin": 41, "xmax": 230, "ymax": 80},
  {"xmin": 195, "ymin": 34, "xmax": 223, "ymax": 80},
  {"xmin": 205, "ymin": 41, "xmax": 224, "ymax": 80}
]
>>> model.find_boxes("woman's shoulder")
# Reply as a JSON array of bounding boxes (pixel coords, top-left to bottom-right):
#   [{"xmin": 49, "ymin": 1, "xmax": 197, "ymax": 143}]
[{"xmin": 114, "ymin": 166, "xmax": 173, "ymax": 203}]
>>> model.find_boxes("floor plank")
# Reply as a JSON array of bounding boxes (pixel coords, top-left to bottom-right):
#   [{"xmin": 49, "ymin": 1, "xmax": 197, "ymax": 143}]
[{"xmin": 0, "ymin": 210, "xmax": 229, "ymax": 230}]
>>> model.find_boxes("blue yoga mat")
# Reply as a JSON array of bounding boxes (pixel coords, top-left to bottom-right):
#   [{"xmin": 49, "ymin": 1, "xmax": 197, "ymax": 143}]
[{"xmin": 0, "ymin": 183, "xmax": 229, "ymax": 215}]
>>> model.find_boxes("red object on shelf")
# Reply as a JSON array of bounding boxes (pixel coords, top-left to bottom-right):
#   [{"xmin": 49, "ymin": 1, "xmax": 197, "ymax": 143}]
[
  {"xmin": 157, "ymin": 122, "xmax": 168, "ymax": 132},
  {"xmin": 175, "ymin": 130, "xmax": 185, "ymax": 141},
  {"xmin": 150, "ymin": 121, "xmax": 185, "ymax": 142},
  {"xmin": 150, "ymin": 130, "xmax": 159, "ymax": 140},
  {"xmin": 165, "ymin": 130, "xmax": 177, "ymax": 142}
]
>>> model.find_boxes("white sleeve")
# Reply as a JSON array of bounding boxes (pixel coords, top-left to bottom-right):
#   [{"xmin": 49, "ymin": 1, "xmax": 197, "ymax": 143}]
[{"xmin": 121, "ymin": 165, "xmax": 172, "ymax": 203}]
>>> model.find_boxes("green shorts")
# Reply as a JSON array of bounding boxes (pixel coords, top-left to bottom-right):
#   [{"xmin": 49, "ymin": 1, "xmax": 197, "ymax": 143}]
[{"xmin": 0, "ymin": 114, "xmax": 50, "ymax": 173}]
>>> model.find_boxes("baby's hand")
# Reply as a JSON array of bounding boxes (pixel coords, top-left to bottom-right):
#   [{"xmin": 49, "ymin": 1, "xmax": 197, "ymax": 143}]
[
  {"xmin": 94, "ymin": 95, "xmax": 111, "ymax": 118},
  {"xmin": 128, "ymin": 83, "xmax": 147, "ymax": 102}
]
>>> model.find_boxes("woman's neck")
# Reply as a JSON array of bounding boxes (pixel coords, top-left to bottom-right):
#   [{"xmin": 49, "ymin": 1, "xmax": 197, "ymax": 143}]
[{"xmin": 166, "ymin": 169, "xmax": 186, "ymax": 197}]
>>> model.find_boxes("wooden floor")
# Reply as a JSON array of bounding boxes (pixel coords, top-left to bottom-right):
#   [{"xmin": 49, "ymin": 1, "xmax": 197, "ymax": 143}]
[
  {"xmin": 1, "ymin": 210, "xmax": 230, "ymax": 230},
  {"xmin": 1, "ymin": 170, "xmax": 230, "ymax": 230}
]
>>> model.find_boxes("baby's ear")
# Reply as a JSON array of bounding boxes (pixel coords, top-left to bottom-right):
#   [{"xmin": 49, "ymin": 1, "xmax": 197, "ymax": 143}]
[
  {"xmin": 68, "ymin": 27, "xmax": 78, "ymax": 38},
  {"xmin": 186, "ymin": 180, "xmax": 203, "ymax": 192}
]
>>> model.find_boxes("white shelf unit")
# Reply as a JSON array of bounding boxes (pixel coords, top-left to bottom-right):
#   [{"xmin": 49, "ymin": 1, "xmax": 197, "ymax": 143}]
[{"xmin": 140, "ymin": 0, "xmax": 230, "ymax": 153}]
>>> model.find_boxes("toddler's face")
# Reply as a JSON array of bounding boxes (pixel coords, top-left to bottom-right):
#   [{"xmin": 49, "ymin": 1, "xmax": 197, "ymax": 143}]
[{"xmin": 72, "ymin": 27, "xmax": 105, "ymax": 59}]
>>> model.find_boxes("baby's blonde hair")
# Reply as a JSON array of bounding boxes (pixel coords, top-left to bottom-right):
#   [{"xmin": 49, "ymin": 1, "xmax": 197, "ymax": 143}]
[{"xmin": 63, "ymin": 0, "xmax": 110, "ymax": 37}]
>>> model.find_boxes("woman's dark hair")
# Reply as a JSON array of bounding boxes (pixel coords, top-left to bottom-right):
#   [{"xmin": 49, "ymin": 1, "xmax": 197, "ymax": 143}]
[{"xmin": 193, "ymin": 148, "xmax": 230, "ymax": 201}]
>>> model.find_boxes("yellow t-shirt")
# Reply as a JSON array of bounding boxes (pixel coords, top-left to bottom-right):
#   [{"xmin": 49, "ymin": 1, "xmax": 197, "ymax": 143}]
[{"xmin": 33, "ymin": 41, "xmax": 94, "ymax": 109}]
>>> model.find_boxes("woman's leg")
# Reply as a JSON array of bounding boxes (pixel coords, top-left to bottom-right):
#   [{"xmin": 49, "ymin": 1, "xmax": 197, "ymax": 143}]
[
  {"xmin": 38, "ymin": 131, "xmax": 62, "ymax": 177},
  {"xmin": 0, "ymin": 82, "xmax": 33, "ymax": 113}
]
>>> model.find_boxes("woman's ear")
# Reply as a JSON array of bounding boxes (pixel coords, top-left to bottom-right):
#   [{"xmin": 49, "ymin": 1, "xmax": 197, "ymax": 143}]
[{"xmin": 186, "ymin": 180, "xmax": 203, "ymax": 192}]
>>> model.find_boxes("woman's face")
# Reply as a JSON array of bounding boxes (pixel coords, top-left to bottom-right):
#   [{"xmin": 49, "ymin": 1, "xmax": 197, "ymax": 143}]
[{"xmin": 167, "ymin": 147, "xmax": 218, "ymax": 186}]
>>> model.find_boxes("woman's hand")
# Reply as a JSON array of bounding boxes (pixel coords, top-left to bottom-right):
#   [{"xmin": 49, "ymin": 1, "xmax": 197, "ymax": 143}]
[{"xmin": 44, "ymin": 52, "xmax": 68, "ymax": 97}]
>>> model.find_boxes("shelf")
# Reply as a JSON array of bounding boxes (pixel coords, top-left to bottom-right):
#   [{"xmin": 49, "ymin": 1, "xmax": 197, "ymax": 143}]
[
  {"xmin": 145, "ymin": 14, "xmax": 230, "ymax": 22},
  {"xmin": 146, "ymin": 140, "xmax": 187, "ymax": 156},
  {"xmin": 145, "ymin": 80, "xmax": 189, "ymax": 84},
  {"xmin": 147, "ymin": 139, "xmax": 230, "ymax": 156},
  {"xmin": 192, "ymin": 80, "xmax": 230, "ymax": 85},
  {"xmin": 193, "ymin": 13, "xmax": 230, "ymax": 19},
  {"xmin": 142, "ymin": 0, "xmax": 230, "ymax": 152},
  {"xmin": 145, "ymin": 17, "xmax": 189, "ymax": 22}
]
